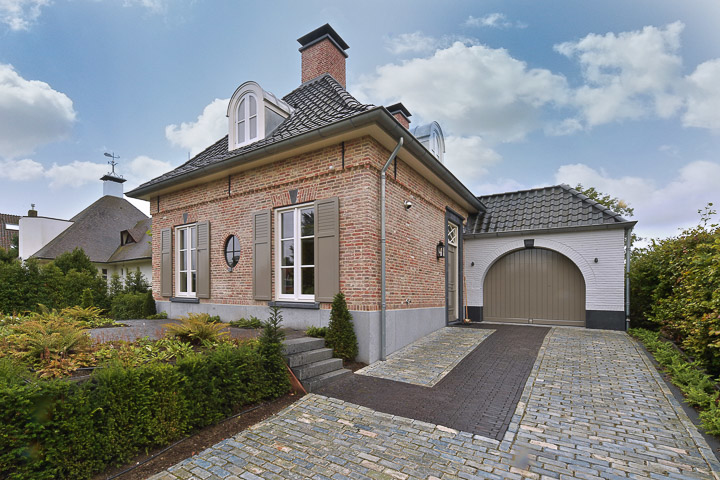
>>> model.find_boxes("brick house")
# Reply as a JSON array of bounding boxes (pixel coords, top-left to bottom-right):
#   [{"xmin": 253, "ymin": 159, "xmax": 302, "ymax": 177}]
[
  {"xmin": 0, "ymin": 213, "xmax": 20, "ymax": 252},
  {"xmin": 127, "ymin": 25, "xmax": 634, "ymax": 363}
]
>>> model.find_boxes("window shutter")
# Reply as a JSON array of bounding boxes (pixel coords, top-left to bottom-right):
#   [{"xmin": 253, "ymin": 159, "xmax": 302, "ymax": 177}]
[
  {"xmin": 314, "ymin": 197, "xmax": 339, "ymax": 302},
  {"xmin": 196, "ymin": 221, "xmax": 210, "ymax": 299},
  {"xmin": 253, "ymin": 210, "xmax": 272, "ymax": 301},
  {"xmin": 160, "ymin": 228, "xmax": 172, "ymax": 297}
]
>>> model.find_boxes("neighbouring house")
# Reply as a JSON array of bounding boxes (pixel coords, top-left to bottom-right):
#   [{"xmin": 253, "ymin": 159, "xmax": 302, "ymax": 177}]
[
  {"xmin": 0, "ymin": 213, "xmax": 20, "ymax": 252},
  {"xmin": 20, "ymin": 172, "xmax": 153, "ymax": 284},
  {"xmin": 127, "ymin": 24, "xmax": 634, "ymax": 363}
]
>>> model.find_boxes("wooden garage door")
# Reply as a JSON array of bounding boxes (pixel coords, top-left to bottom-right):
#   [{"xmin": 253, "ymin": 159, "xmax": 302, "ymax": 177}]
[{"xmin": 483, "ymin": 249, "xmax": 585, "ymax": 326}]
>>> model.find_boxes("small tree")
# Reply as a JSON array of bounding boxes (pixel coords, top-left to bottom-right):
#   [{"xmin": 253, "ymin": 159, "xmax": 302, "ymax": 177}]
[
  {"xmin": 142, "ymin": 290, "xmax": 157, "ymax": 318},
  {"xmin": 325, "ymin": 292, "xmax": 358, "ymax": 361},
  {"xmin": 108, "ymin": 273, "xmax": 124, "ymax": 298},
  {"xmin": 54, "ymin": 248, "xmax": 97, "ymax": 275},
  {"xmin": 80, "ymin": 288, "xmax": 94, "ymax": 308},
  {"xmin": 259, "ymin": 306, "xmax": 289, "ymax": 396},
  {"xmin": 124, "ymin": 268, "xmax": 149, "ymax": 294}
]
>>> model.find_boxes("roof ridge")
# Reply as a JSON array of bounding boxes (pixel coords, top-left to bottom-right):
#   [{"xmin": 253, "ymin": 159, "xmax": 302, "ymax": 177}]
[
  {"xmin": 559, "ymin": 184, "xmax": 628, "ymax": 222},
  {"xmin": 477, "ymin": 184, "xmax": 565, "ymax": 200}
]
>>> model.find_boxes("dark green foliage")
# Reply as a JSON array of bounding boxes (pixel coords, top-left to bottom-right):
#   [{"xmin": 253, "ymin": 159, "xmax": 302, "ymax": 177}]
[
  {"xmin": 80, "ymin": 288, "xmax": 94, "ymax": 308},
  {"xmin": 0, "ymin": 242, "xmax": 18, "ymax": 263},
  {"xmin": 54, "ymin": 248, "xmax": 96, "ymax": 276},
  {"xmin": 142, "ymin": 290, "xmax": 157, "ymax": 317},
  {"xmin": 630, "ymin": 328, "xmax": 720, "ymax": 435},
  {"xmin": 258, "ymin": 306, "xmax": 290, "ymax": 397},
  {"xmin": 147, "ymin": 312, "xmax": 168, "ymax": 320},
  {"xmin": 0, "ymin": 342, "xmax": 288, "ymax": 479},
  {"xmin": 325, "ymin": 292, "xmax": 358, "ymax": 361},
  {"xmin": 108, "ymin": 273, "xmax": 124, "ymax": 298},
  {"xmin": 229, "ymin": 316, "xmax": 262, "ymax": 329},
  {"xmin": 124, "ymin": 268, "xmax": 149, "ymax": 294},
  {"xmin": 305, "ymin": 326, "xmax": 327, "ymax": 338},
  {"xmin": 110, "ymin": 293, "xmax": 146, "ymax": 320}
]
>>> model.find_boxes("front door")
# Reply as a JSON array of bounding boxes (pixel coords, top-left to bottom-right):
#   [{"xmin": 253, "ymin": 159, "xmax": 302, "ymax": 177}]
[{"xmin": 447, "ymin": 221, "xmax": 459, "ymax": 322}]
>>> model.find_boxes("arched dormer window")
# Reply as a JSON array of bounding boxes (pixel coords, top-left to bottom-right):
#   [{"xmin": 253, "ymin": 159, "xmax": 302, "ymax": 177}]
[
  {"xmin": 411, "ymin": 121, "xmax": 446, "ymax": 164},
  {"xmin": 227, "ymin": 81, "xmax": 293, "ymax": 151},
  {"xmin": 236, "ymin": 93, "xmax": 258, "ymax": 145}
]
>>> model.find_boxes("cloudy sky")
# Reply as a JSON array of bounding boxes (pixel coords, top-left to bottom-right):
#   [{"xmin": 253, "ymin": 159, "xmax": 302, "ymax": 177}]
[{"xmin": 1, "ymin": 0, "xmax": 719, "ymax": 242}]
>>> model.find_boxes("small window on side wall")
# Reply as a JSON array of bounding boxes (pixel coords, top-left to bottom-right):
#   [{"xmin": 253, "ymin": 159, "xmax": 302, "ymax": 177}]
[{"xmin": 225, "ymin": 235, "xmax": 241, "ymax": 270}]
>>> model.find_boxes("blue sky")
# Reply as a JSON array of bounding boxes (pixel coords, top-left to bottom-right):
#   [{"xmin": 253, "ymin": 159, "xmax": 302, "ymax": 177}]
[{"xmin": 1, "ymin": 0, "xmax": 719, "ymax": 242}]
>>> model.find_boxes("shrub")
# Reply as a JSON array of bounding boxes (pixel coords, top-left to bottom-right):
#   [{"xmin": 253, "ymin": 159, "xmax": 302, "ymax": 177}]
[
  {"xmin": 124, "ymin": 268, "xmax": 149, "ymax": 294},
  {"xmin": 147, "ymin": 312, "xmax": 168, "ymax": 320},
  {"xmin": 230, "ymin": 316, "xmax": 263, "ymax": 329},
  {"xmin": 60, "ymin": 306, "xmax": 114, "ymax": 328},
  {"xmin": 325, "ymin": 292, "xmax": 358, "ymax": 361},
  {"xmin": 305, "ymin": 326, "xmax": 327, "ymax": 338},
  {"xmin": 0, "ymin": 340, "xmax": 288, "ymax": 479},
  {"xmin": 142, "ymin": 290, "xmax": 157, "ymax": 318},
  {"xmin": 258, "ymin": 306, "xmax": 289, "ymax": 398},
  {"xmin": 164, "ymin": 313, "xmax": 229, "ymax": 345},
  {"xmin": 108, "ymin": 273, "xmax": 124, "ymax": 298},
  {"xmin": 110, "ymin": 292, "xmax": 145, "ymax": 320}
]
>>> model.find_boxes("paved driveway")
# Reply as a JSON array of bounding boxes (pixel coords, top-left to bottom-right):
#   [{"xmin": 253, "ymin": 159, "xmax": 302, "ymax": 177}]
[{"xmin": 150, "ymin": 326, "xmax": 720, "ymax": 480}]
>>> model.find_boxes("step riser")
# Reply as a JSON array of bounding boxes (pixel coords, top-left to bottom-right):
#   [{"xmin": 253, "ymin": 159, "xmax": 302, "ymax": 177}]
[
  {"xmin": 283, "ymin": 337, "xmax": 325, "ymax": 355},
  {"xmin": 285, "ymin": 348, "xmax": 333, "ymax": 368},
  {"xmin": 304, "ymin": 369, "xmax": 351, "ymax": 392},
  {"xmin": 293, "ymin": 358, "xmax": 344, "ymax": 380}
]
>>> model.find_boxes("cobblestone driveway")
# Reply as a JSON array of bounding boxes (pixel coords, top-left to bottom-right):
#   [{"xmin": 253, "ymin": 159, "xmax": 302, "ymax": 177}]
[{"xmin": 151, "ymin": 327, "xmax": 720, "ymax": 480}]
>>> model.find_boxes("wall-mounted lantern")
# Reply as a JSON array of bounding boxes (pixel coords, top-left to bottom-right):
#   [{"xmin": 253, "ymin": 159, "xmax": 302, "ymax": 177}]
[
  {"xmin": 524, "ymin": 239, "xmax": 535, "ymax": 249},
  {"xmin": 436, "ymin": 240, "xmax": 445, "ymax": 259}
]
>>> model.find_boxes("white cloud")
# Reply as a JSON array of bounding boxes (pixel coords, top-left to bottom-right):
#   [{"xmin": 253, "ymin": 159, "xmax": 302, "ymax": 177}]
[
  {"xmin": 122, "ymin": 0, "xmax": 167, "ymax": 13},
  {"xmin": 165, "ymin": 98, "xmax": 228, "ymax": 156},
  {"xmin": 545, "ymin": 118, "xmax": 584, "ymax": 136},
  {"xmin": 45, "ymin": 161, "xmax": 108, "ymax": 188},
  {"xmin": 555, "ymin": 22, "xmax": 685, "ymax": 127},
  {"xmin": 683, "ymin": 59, "xmax": 720, "ymax": 131},
  {"xmin": 554, "ymin": 161, "xmax": 720, "ymax": 239},
  {"xmin": 354, "ymin": 42, "xmax": 569, "ymax": 143},
  {"xmin": 0, "ymin": 157, "xmax": 44, "ymax": 180},
  {"xmin": 385, "ymin": 32, "xmax": 439, "ymax": 55},
  {"xmin": 0, "ymin": 63, "xmax": 76, "ymax": 158},
  {"xmin": 474, "ymin": 178, "xmax": 527, "ymax": 197},
  {"xmin": 0, "ymin": 0, "xmax": 49, "ymax": 31},
  {"xmin": 443, "ymin": 135, "xmax": 501, "ymax": 180},
  {"xmin": 465, "ymin": 13, "xmax": 526, "ymax": 29},
  {"xmin": 126, "ymin": 154, "xmax": 171, "ymax": 184}
]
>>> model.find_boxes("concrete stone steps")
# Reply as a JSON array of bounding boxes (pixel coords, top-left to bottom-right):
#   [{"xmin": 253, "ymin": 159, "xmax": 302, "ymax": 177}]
[{"xmin": 283, "ymin": 336, "xmax": 349, "ymax": 392}]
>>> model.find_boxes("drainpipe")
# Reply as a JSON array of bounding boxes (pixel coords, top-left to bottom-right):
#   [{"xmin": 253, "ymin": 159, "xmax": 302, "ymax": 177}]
[
  {"xmin": 380, "ymin": 137, "xmax": 404, "ymax": 361},
  {"xmin": 625, "ymin": 226, "xmax": 633, "ymax": 331}
]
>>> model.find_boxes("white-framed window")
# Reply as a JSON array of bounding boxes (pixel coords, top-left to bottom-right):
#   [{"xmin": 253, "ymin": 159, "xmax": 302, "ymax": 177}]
[
  {"xmin": 276, "ymin": 204, "xmax": 315, "ymax": 301},
  {"xmin": 175, "ymin": 224, "xmax": 197, "ymax": 297},
  {"xmin": 235, "ymin": 93, "xmax": 258, "ymax": 147}
]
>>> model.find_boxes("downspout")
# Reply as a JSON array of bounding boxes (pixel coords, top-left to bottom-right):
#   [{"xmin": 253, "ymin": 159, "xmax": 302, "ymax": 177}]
[
  {"xmin": 380, "ymin": 137, "xmax": 404, "ymax": 361},
  {"xmin": 625, "ymin": 226, "xmax": 633, "ymax": 331}
]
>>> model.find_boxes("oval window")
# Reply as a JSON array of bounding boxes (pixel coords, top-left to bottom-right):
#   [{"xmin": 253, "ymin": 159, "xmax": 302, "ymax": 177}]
[{"xmin": 224, "ymin": 235, "xmax": 241, "ymax": 268}]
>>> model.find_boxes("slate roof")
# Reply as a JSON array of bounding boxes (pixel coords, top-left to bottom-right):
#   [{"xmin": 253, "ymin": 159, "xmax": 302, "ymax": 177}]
[
  {"xmin": 107, "ymin": 217, "xmax": 152, "ymax": 263},
  {"xmin": 467, "ymin": 184, "xmax": 632, "ymax": 234},
  {"xmin": 130, "ymin": 74, "xmax": 373, "ymax": 194},
  {"xmin": 0, "ymin": 213, "xmax": 20, "ymax": 251},
  {"xmin": 32, "ymin": 196, "xmax": 149, "ymax": 263}
]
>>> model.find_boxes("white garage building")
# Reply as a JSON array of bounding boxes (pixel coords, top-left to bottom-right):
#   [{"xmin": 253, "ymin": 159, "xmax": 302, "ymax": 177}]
[{"xmin": 464, "ymin": 185, "xmax": 636, "ymax": 331}]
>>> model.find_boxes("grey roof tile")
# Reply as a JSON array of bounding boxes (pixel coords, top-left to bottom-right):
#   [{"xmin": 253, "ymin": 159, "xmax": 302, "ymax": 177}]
[{"xmin": 468, "ymin": 184, "xmax": 631, "ymax": 234}]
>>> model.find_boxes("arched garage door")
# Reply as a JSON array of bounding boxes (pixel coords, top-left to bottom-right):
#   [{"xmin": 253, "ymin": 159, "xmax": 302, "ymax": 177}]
[{"xmin": 483, "ymin": 248, "xmax": 585, "ymax": 326}]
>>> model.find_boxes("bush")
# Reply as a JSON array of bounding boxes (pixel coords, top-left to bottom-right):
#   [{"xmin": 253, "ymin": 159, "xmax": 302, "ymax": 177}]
[
  {"xmin": 124, "ymin": 268, "xmax": 149, "ymax": 294},
  {"xmin": 80, "ymin": 288, "xmax": 94, "ymax": 308},
  {"xmin": 305, "ymin": 326, "xmax": 327, "ymax": 338},
  {"xmin": 110, "ymin": 293, "xmax": 146, "ymax": 320},
  {"xmin": 147, "ymin": 312, "xmax": 168, "ymax": 320},
  {"xmin": 164, "ymin": 313, "xmax": 228, "ymax": 345},
  {"xmin": 325, "ymin": 292, "xmax": 358, "ymax": 361},
  {"xmin": 258, "ymin": 306, "xmax": 289, "ymax": 398},
  {"xmin": 0, "ymin": 341, "xmax": 288, "ymax": 479},
  {"xmin": 142, "ymin": 290, "xmax": 157, "ymax": 318},
  {"xmin": 230, "ymin": 316, "xmax": 262, "ymax": 329}
]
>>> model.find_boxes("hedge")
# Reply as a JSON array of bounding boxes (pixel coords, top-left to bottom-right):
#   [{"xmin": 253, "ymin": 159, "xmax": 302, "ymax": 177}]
[{"xmin": 0, "ymin": 342, "xmax": 290, "ymax": 479}]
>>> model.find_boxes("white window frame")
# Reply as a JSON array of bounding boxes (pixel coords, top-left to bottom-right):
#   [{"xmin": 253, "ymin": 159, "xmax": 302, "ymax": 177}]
[
  {"xmin": 175, "ymin": 223, "xmax": 197, "ymax": 298},
  {"xmin": 275, "ymin": 203, "xmax": 315, "ymax": 302},
  {"xmin": 235, "ymin": 93, "xmax": 258, "ymax": 148}
]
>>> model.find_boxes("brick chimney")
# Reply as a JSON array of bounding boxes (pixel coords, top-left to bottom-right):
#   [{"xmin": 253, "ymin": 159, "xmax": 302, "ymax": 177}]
[
  {"xmin": 298, "ymin": 24, "xmax": 349, "ymax": 88},
  {"xmin": 387, "ymin": 103, "xmax": 412, "ymax": 129}
]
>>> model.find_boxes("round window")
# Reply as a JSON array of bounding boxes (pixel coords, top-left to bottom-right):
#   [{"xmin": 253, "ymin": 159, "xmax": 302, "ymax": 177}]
[{"xmin": 224, "ymin": 235, "xmax": 241, "ymax": 268}]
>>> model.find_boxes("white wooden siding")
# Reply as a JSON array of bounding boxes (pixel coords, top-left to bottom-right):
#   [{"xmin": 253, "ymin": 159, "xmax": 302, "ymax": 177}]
[{"xmin": 465, "ymin": 229, "xmax": 626, "ymax": 312}]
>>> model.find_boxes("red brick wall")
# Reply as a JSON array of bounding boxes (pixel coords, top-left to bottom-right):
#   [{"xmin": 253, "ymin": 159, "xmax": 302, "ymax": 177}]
[
  {"xmin": 301, "ymin": 38, "xmax": 346, "ymax": 87},
  {"xmin": 150, "ymin": 136, "xmax": 469, "ymax": 312}
]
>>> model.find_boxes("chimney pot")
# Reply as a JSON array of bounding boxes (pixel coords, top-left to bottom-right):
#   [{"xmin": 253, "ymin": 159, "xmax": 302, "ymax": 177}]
[
  {"xmin": 387, "ymin": 103, "xmax": 412, "ymax": 129},
  {"xmin": 298, "ymin": 24, "xmax": 349, "ymax": 87}
]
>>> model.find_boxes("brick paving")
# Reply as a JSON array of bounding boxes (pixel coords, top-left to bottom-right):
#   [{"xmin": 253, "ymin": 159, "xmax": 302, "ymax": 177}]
[
  {"xmin": 150, "ymin": 326, "xmax": 720, "ymax": 480},
  {"xmin": 355, "ymin": 327, "xmax": 494, "ymax": 386}
]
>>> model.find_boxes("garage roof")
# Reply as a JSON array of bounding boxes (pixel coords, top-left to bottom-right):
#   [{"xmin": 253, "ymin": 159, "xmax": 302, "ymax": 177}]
[{"xmin": 467, "ymin": 184, "xmax": 634, "ymax": 234}]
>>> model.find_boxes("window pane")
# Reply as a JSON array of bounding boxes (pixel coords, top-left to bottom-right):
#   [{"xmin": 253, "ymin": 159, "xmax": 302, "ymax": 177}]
[
  {"xmin": 191, "ymin": 249, "xmax": 196, "ymax": 271},
  {"xmin": 281, "ymin": 211, "xmax": 294, "ymax": 239},
  {"xmin": 282, "ymin": 268, "xmax": 294, "ymax": 295},
  {"xmin": 191, "ymin": 272, "xmax": 196, "ymax": 294},
  {"xmin": 180, "ymin": 272, "xmax": 187, "ymax": 293},
  {"xmin": 179, "ymin": 229, "xmax": 186, "ymax": 250},
  {"xmin": 180, "ymin": 251, "xmax": 187, "ymax": 271},
  {"xmin": 249, "ymin": 116, "xmax": 257, "ymax": 139},
  {"xmin": 249, "ymin": 95, "xmax": 256, "ymax": 116},
  {"xmin": 301, "ymin": 238, "xmax": 314, "ymax": 266},
  {"xmin": 300, "ymin": 209, "xmax": 314, "ymax": 236},
  {"xmin": 225, "ymin": 236, "xmax": 240, "ymax": 267},
  {"xmin": 301, "ymin": 267, "xmax": 314, "ymax": 295},
  {"xmin": 237, "ymin": 120, "xmax": 245, "ymax": 142},
  {"xmin": 282, "ymin": 240, "xmax": 294, "ymax": 266},
  {"xmin": 238, "ymin": 98, "xmax": 246, "ymax": 120}
]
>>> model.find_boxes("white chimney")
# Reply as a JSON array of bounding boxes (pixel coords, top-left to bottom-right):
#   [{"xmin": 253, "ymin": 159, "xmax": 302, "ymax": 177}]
[{"xmin": 101, "ymin": 174, "xmax": 126, "ymax": 198}]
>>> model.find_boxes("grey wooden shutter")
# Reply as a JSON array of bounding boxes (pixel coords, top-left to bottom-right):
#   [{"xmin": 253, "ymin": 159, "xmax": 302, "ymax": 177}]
[
  {"xmin": 196, "ymin": 221, "xmax": 210, "ymax": 299},
  {"xmin": 314, "ymin": 197, "xmax": 339, "ymax": 302},
  {"xmin": 160, "ymin": 228, "xmax": 172, "ymax": 297},
  {"xmin": 253, "ymin": 210, "xmax": 272, "ymax": 300}
]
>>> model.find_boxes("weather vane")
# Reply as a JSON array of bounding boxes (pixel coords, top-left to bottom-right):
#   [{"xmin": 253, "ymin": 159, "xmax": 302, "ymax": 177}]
[{"xmin": 103, "ymin": 152, "xmax": 122, "ymax": 177}]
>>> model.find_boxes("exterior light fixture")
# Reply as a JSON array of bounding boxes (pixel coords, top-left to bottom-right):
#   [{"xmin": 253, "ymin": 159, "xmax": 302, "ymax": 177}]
[
  {"xmin": 524, "ymin": 239, "xmax": 535, "ymax": 249},
  {"xmin": 436, "ymin": 240, "xmax": 445, "ymax": 259}
]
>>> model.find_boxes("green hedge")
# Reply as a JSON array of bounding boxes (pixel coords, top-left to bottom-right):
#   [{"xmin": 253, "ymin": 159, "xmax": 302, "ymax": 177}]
[
  {"xmin": 0, "ymin": 343, "xmax": 289, "ymax": 479},
  {"xmin": 110, "ymin": 292, "xmax": 146, "ymax": 320}
]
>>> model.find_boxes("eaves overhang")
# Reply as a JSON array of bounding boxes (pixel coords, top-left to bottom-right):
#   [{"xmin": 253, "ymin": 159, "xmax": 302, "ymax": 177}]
[
  {"xmin": 464, "ymin": 220, "xmax": 637, "ymax": 240},
  {"xmin": 126, "ymin": 107, "xmax": 485, "ymax": 214}
]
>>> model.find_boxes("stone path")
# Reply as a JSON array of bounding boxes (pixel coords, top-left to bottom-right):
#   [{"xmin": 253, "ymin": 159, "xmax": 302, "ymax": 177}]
[
  {"xmin": 150, "ymin": 327, "xmax": 720, "ymax": 480},
  {"xmin": 356, "ymin": 327, "xmax": 493, "ymax": 386}
]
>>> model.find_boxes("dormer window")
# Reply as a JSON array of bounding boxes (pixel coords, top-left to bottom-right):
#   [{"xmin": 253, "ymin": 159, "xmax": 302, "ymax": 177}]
[
  {"xmin": 228, "ymin": 81, "xmax": 294, "ymax": 151},
  {"xmin": 411, "ymin": 121, "xmax": 446, "ymax": 164}
]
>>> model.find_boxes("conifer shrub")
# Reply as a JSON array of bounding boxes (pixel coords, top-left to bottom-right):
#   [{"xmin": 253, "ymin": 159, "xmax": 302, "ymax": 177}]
[
  {"xmin": 80, "ymin": 288, "xmax": 94, "ymax": 308},
  {"xmin": 258, "ymin": 306, "xmax": 290, "ymax": 397},
  {"xmin": 142, "ymin": 290, "xmax": 157, "ymax": 318},
  {"xmin": 325, "ymin": 292, "xmax": 358, "ymax": 361}
]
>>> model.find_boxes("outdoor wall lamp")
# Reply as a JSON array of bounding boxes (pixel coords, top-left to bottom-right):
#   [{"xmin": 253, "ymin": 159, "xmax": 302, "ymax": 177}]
[
  {"xmin": 436, "ymin": 240, "xmax": 445, "ymax": 259},
  {"xmin": 524, "ymin": 239, "xmax": 535, "ymax": 249}
]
